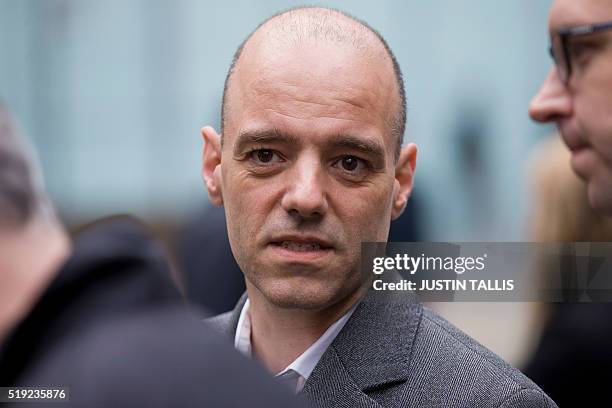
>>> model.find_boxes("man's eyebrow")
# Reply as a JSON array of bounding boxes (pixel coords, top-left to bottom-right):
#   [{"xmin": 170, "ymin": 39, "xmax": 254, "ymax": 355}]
[
  {"xmin": 327, "ymin": 134, "xmax": 386, "ymax": 161},
  {"xmin": 233, "ymin": 129, "xmax": 300, "ymax": 153}
]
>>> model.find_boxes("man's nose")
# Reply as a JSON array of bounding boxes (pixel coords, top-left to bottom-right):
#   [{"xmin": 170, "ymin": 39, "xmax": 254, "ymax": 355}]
[
  {"xmin": 281, "ymin": 158, "xmax": 328, "ymax": 219},
  {"xmin": 529, "ymin": 67, "xmax": 573, "ymax": 123}
]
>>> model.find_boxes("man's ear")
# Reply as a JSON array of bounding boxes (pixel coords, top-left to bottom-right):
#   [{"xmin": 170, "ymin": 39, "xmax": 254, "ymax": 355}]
[
  {"xmin": 201, "ymin": 126, "xmax": 223, "ymax": 206},
  {"xmin": 391, "ymin": 143, "xmax": 417, "ymax": 220}
]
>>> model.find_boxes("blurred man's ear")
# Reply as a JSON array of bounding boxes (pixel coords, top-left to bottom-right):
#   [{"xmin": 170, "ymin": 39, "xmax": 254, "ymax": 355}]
[
  {"xmin": 201, "ymin": 126, "xmax": 223, "ymax": 206},
  {"xmin": 391, "ymin": 143, "xmax": 417, "ymax": 220}
]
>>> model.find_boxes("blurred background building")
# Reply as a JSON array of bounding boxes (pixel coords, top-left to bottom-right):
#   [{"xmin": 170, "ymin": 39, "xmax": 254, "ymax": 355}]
[{"xmin": 1, "ymin": 0, "xmax": 560, "ymax": 366}]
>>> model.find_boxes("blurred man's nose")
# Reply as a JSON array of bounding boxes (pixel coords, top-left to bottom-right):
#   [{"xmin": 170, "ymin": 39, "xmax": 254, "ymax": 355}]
[
  {"xmin": 281, "ymin": 156, "xmax": 328, "ymax": 219},
  {"xmin": 529, "ymin": 67, "xmax": 573, "ymax": 123}
]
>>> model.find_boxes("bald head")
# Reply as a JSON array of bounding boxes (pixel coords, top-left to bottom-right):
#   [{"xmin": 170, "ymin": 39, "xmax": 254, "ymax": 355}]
[
  {"xmin": 0, "ymin": 105, "xmax": 46, "ymax": 228},
  {"xmin": 221, "ymin": 7, "xmax": 406, "ymax": 159}
]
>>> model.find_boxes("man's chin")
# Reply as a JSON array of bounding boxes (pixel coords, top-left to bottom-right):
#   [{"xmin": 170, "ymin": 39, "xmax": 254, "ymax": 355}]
[
  {"xmin": 258, "ymin": 283, "xmax": 340, "ymax": 310},
  {"xmin": 248, "ymin": 273, "xmax": 360, "ymax": 310}
]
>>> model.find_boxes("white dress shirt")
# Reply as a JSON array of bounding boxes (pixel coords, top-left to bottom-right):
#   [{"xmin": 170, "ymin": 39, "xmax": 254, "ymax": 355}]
[{"xmin": 234, "ymin": 298, "xmax": 357, "ymax": 393}]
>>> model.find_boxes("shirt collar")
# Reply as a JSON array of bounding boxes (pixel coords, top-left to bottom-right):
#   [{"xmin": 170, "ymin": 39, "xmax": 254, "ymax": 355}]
[
  {"xmin": 234, "ymin": 298, "xmax": 253, "ymax": 357},
  {"xmin": 234, "ymin": 298, "xmax": 357, "ymax": 389}
]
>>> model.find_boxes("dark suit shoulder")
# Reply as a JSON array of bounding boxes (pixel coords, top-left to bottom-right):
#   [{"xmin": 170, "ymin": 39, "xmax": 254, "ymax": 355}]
[
  {"xmin": 405, "ymin": 307, "xmax": 557, "ymax": 408},
  {"xmin": 24, "ymin": 306, "xmax": 302, "ymax": 408},
  {"xmin": 420, "ymin": 307, "xmax": 529, "ymax": 386},
  {"xmin": 203, "ymin": 293, "xmax": 247, "ymax": 339},
  {"xmin": 204, "ymin": 311, "xmax": 234, "ymax": 337}
]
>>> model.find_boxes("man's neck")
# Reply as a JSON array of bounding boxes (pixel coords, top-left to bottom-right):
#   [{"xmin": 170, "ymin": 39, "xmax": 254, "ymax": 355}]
[
  {"xmin": 0, "ymin": 218, "xmax": 71, "ymax": 341},
  {"xmin": 245, "ymin": 283, "xmax": 364, "ymax": 374}
]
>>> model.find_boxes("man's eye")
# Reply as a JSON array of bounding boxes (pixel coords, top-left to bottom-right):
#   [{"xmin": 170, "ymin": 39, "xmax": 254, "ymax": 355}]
[
  {"xmin": 569, "ymin": 41, "xmax": 598, "ymax": 64},
  {"xmin": 249, "ymin": 149, "xmax": 282, "ymax": 164},
  {"xmin": 570, "ymin": 44, "xmax": 588, "ymax": 59},
  {"xmin": 334, "ymin": 155, "xmax": 368, "ymax": 173}
]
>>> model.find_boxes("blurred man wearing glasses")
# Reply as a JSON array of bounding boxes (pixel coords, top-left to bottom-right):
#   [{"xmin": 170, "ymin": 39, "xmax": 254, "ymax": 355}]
[
  {"xmin": 527, "ymin": 2, "xmax": 612, "ymax": 407},
  {"xmin": 530, "ymin": 0, "xmax": 612, "ymax": 215}
]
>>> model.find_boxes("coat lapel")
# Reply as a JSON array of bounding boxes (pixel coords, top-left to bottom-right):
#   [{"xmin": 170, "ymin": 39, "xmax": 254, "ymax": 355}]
[
  {"xmin": 303, "ymin": 283, "xmax": 422, "ymax": 407},
  {"xmin": 302, "ymin": 347, "xmax": 384, "ymax": 408}
]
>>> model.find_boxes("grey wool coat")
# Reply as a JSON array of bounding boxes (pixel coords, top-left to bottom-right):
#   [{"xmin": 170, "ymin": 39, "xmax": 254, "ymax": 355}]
[{"xmin": 206, "ymin": 287, "xmax": 558, "ymax": 408}]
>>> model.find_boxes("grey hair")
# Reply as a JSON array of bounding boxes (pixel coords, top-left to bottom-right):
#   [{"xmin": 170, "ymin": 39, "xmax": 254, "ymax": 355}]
[
  {"xmin": 0, "ymin": 104, "xmax": 49, "ymax": 228},
  {"xmin": 220, "ymin": 6, "xmax": 406, "ymax": 161}
]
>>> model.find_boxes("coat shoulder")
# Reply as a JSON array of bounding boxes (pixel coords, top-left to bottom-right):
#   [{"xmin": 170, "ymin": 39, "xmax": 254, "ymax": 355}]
[
  {"xmin": 203, "ymin": 311, "xmax": 234, "ymax": 337},
  {"xmin": 405, "ymin": 307, "xmax": 558, "ymax": 408}
]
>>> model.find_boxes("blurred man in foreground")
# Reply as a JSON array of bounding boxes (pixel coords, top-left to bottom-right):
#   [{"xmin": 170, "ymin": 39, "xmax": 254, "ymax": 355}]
[
  {"xmin": 530, "ymin": 0, "xmax": 612, "ymax": 215},
  {"xmin": 202, "ymin": 7, "xmax": 556, "ymax": 407},
  {"xmin": 0, "ymin": 104, "xmax": 302, "ymax": 407}
]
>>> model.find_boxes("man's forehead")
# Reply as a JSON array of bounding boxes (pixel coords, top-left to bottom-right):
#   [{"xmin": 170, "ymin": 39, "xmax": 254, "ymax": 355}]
[
  {"xmin": 227, "ymin": 38, "xmax": 397, "ymax": 134},
  {"xmin": 239, "ymin": 39, "xmax": 387, "ymax": 94},
  {"xmin": 237, "ymin": 20, "xmax": 388, "ymax": 77},
  {"xmin": 231, "ymin": 8, "xmax": 395, "ymax": 105},
  {"xmin": 549, "ymin": 0, "xmax": 612, "ymax": 32}
]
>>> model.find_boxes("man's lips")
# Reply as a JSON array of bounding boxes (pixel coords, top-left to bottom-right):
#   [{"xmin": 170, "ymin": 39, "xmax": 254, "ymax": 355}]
[
  {"xmin": 568, "ymin": 141, "xmax": 590, "ymax": 154},
  {"xmin": 268, "ymin": 234, "xmax": 334, "ymax": 250},
  {"xmin": 267, "ymin": 235, "xmax": 334, "ymax": 261}
]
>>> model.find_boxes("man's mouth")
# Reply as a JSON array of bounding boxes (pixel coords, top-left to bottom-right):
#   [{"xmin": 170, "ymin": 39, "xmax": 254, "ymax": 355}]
[
  {"xmin": 276, "ymin": 241, "xmax": 324, "ymax": 252},
  {"xmin": 268, "ymin": 236, "xmax": 334, "ymax": 261},
  {"xmin": 569, "ymin": 143, "xmax": 590, "ymax": 155}
]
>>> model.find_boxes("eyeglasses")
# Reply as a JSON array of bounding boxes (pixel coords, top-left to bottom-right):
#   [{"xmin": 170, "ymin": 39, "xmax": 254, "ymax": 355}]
[{"xmin": 549, "ymin": 21, "xmax": 612, "ymax": 84}]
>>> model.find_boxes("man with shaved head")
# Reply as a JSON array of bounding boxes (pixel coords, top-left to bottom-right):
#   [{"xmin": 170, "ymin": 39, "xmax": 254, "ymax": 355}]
[{"xmin": 203, "ymin": 7, "xmax": 556, "ymax": 407}]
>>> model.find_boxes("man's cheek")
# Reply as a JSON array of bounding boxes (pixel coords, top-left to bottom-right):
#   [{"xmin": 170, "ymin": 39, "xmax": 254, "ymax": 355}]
[{"xmin": 343, "ymin": 214, "xmax": 384, "ymax": 244}]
